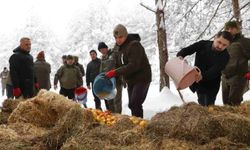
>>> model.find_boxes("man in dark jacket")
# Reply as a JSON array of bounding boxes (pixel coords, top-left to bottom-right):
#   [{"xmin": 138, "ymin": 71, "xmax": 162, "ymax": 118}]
[
  {"xmin": 74, "ymin": 56, "xmax": 85, "ymax": 77},
  {"xmin": 98, "ymin": 42, "xmax": 116, "ymax": 112},
  {"xmin": 222, "ymin": 21, "xmax": 250, "ymax": 106},
  {"xmin": 177, "ymin": 31, "xmax": 233, "ymax": 106},
  {"xmin": 105, "ymin": 24, "xmax": 152, "ymax": 118},
  {"xmin": 9, "ymin": 37, "xmax": 38, "ymax": 98},
  {"xmin": 86, "ymin": 50, "xmax": 102, "ymax": 110},
  {"xmin": 34, "ymin": 51, "xmax": 51, "ymax": 91}
]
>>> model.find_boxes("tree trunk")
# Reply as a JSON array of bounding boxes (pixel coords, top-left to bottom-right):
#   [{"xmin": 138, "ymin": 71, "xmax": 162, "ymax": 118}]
[
  {"xmin": 155, "ymin": 0, "xmax": 169, "ymax": 91},
  {"xmin": 231, "ymin": 0, "xmax": 242, "ymax": 29}
]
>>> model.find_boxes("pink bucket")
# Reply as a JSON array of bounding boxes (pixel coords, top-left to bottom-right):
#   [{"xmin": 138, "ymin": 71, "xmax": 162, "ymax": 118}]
[{"xmin": 165, "ymin": 57, "xmax": 200, "ymax": 90}]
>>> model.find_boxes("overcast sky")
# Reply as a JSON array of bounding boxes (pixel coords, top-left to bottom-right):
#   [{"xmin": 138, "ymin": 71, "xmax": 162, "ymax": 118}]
[{"xmin": 0, "ymin": 0, "xmax": 154, "ymax": 36}]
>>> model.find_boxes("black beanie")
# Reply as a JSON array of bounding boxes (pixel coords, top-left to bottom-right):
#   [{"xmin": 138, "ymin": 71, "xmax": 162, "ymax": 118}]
[{"xmin": 98, "ymin": 42, "xmax": 108, "ymax": 51}]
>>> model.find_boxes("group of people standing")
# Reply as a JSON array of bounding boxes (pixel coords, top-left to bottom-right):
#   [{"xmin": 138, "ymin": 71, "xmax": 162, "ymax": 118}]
[
  {"xmin": 4, "ymin": 24, "xmax": 152, "ymax": 118},
  {"xmin": 3, "ymin": 21, "xmax": 247, "ymax": 118}
]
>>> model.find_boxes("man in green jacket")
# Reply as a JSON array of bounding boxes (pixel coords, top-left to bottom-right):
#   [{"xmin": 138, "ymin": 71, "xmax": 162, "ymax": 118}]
[{"xmin": 222, "ymin": 21, "xmax": 250, "ymax": 106}]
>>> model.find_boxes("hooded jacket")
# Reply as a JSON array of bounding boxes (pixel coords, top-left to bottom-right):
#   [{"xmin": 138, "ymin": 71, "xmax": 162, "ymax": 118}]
[
  {"xmin": 222, "ymin": 34, "xmax": 250, "ymax": 78},
  {"xmin": 115, "ymin": 34, "xmax": 152, "ymax": 85}
]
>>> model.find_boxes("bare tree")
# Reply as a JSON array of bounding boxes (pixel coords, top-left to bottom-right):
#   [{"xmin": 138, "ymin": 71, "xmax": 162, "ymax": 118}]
[
  {"xmin": 155, "ymin": 0, "xmax": 169, "ymax": 91},
  {"xmin": 140, "ymin": 0, "xmax": 169, "ymax": 91},
  {"xmin": 231, "ymin": 0, "xmax": 242, "ymax": 29}
]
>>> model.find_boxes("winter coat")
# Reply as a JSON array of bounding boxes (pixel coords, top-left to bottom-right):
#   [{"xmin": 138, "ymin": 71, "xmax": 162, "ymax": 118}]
[
  {"xmin": 222, "ymin": 34, "xmax": 250, "ymax": 78},
  {"xmin": 9, "ymin": 46, "xmax": 35, "ymax": 97},
  {"xmin": 75, "ymin": 63, "xmax": 85, "ymax": 77},
  {"xmin": 100, "ymin": 50, "xmax": 115, "ymax": 73},
  {"xmin": 54, "ymin": 64, "xmax": 83, "ymax": 89},
  {"xmin": 177, "ymin": 40, "xmax": 230, "ymax": 95},
  {"xmin": 115, "ymin": 34, "xmax": 152, "ymax": 85},
  {"xmin": 34, "ymin": 59, "xmax": 51, "ymax": 90},
  {"xmin": 86, "ymin": 58, "xmax": 101, "ymax": 86}
]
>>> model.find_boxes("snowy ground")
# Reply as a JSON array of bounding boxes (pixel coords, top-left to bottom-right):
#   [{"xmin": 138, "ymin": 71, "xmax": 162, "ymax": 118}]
[{"xmin": 1, "ymin": 82, "xmax": 250, "ymax": 119}]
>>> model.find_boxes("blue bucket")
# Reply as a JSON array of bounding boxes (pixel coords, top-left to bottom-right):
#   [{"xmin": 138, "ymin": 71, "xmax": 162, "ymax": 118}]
[{"xmin": 93, "ymin": 73, "xmax": 116, "ymax": 100}]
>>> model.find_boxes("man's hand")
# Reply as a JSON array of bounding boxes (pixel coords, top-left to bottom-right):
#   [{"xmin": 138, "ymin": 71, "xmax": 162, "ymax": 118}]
[
  {"xmin": 105, "ymin": 70, "xmax": 116, "ymax": 78},
  {"xmin": 195, "ymin": 71, "xmax": 202, "ymax": 83},
  {"xmin": 13, "ymin": 88, "xmax": 22, "ymax": 97},
  {"xmin": 178, "ymin": 56, "xmax": 184, "ymax": 60},
  {"xmin": 244, "ymin": 72, "xmax": 250, "ymax": 80}
]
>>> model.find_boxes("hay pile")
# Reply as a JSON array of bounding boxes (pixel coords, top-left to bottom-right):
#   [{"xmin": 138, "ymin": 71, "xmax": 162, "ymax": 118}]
[
  {"xmin": 8, "ymin": 89, "xmax": 80, "ymax": 128},
  {"xmin": 0, "ymin": 98, "xmax": 24, "ymax": 124},
  {"xmin": 146, "ymin": 102, "xmax": 250, "ymax": 148},
  {"xmin": 2, "ymin": 89, "xmax": 250, "ymax": 149}
]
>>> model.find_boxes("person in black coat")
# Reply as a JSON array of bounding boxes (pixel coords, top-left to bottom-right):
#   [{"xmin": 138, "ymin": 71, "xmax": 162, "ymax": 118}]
[
  {"xmin": 86, "ymin": 50, "xmax": 102, "ymax": 110},
  {"xmin": 105, "ymin": 24, "xmax": 152, "ymax": 118},
  {"xmin": 9, "ymin": 37, "xmax": 38, "ymax": 99},
  {"xmin": 176, "ymin": 31, "xmax": 233, "ymax": 106}
]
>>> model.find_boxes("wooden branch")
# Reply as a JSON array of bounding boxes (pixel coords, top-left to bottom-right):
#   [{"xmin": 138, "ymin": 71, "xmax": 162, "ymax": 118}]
[
  {"xmin": 209, "ymin": 1, "xmax": 250, "ymax": 40},
  {"xmin": 196, "ymin": 0, "xmax": 224, "ymax": 40},
  {"xmin": 140, "ymin": 2, "xmax": 156, "ymax": 13},
  {"xmin": 163, "ymin": 0, "xmax": 167, "ymax": 9},
  {"xmin": 174, "ymin": 0, "xmax": 203, "ymax": 26}
]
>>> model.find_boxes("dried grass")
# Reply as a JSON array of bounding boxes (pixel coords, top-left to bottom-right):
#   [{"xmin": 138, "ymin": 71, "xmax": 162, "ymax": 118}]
[{"xmin": 8, "ymin": 89, "xmax": 80, "ymax": 128}]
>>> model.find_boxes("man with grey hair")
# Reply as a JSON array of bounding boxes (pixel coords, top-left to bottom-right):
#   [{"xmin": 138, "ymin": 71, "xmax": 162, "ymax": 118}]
[
  {"xmin": 9, "ymin": 37, "xmax": 39, "ymax": 98},
  {"xmin": 105, "ymin": 24, "xmax": 152, "ymax": 118}
]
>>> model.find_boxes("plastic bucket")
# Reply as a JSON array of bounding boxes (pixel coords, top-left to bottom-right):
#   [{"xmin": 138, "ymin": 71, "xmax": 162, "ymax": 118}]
[
  {"xmin": 93, "ymin": 73, "xmax": 117, "ymax": 100},
  {"xmin": 165, "ymin": 57, "xmax": 200, "ymax": 90},
  {"xmin": 75, "ymin": 86, "xmax": 87, "ymax": 105}
]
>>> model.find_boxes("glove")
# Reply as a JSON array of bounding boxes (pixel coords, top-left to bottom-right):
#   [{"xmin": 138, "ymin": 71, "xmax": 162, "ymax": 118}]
[
  {"xmin": 244, "ymin": 72, "xmax": 250, "ymax": 80},
  {"xmin": 13, "ymin": 88, "xmax": 22, "ymax": 97},
  {"xmin": 35, "ymin": 83, "xmax": 40, "ymax": 89},
  {"xmin": 105, "ymin": 70, "xmax": 116, "ymax": 78}
]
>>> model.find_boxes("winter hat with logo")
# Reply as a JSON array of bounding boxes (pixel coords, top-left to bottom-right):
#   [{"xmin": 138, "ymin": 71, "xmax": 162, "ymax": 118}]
[
  {"xmin": 113, "ymin": 24, "xmax": 128, "ymax": 38},
  {"xmin": 37, "ymin": 51, "xmax": 45, "ymax": 60},
  {"xmin": 98, "ymin": 42, "xmax": 108, "ymax": 51}
]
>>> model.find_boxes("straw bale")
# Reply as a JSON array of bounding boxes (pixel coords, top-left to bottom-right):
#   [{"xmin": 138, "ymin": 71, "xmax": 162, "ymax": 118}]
[{"xmin": 8, "ymin": 89, "xmax": 80, "ymax": 127}]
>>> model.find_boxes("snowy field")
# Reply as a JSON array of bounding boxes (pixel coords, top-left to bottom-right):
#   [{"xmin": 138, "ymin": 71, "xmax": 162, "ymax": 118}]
[{"xmin": 1, "ymin": 82, "xmax": 250, "ymax": 119}]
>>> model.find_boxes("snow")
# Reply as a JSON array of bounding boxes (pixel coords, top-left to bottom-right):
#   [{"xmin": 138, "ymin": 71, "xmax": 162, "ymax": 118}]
[{"xmin": 2, "ymin": 82, "xmax": 250, "ymax": 119}]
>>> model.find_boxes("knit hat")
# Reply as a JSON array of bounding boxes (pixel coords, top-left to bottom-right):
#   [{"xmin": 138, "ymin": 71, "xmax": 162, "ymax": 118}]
[
  {"xmin": 37, "ymin": 51, "xmax": 45, "ymax": 60},
  {"xmin": 224, "ymin": 21, "xmax": 239, "ymax": 30},
  {"xmin": 66, "ymin": 55, "xmax": 74, "ymax": 60},
  {"xmin": 113, "ymin": 24, "xmax": 128, "ymax": 38},
  {"xmin": 98, "ymin": 42, "xmax": 108, "ymax": 51}
]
